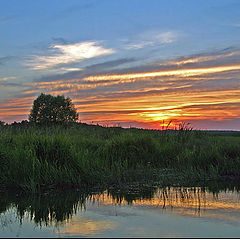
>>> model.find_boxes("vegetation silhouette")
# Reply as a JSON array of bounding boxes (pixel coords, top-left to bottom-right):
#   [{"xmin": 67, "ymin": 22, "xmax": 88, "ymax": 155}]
[
  {"xmin": 1, "ymin": 97, "xmax": 240, "ymax": 192},
  {"xmin": 29, "ymin": 93, "xmax": 78, "ymax": 125},
  {"xmin": 0, "ymin": 182, "xmax": 240, "ymax": 227}
]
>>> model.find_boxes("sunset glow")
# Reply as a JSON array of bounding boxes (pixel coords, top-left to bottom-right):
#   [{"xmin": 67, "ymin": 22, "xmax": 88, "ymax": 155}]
[
  {"xmin": 83, "ymin": 65, "xmax": 240, "ymax": 81},
  {"xmin": 1, "ymin": 0, "xmax": 240, "ymax": 130}
]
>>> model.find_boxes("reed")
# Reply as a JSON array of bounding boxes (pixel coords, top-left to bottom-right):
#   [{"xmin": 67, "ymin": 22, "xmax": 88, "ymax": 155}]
[{"xmin": 0, "ymin": 123, "xmax": 240, "ymax": 192}]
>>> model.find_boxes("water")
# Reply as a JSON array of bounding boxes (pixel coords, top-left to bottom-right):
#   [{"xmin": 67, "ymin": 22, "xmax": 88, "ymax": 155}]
[{"xmin": 1, "ymin": 184, "xmax": 240, "ymax": 238}]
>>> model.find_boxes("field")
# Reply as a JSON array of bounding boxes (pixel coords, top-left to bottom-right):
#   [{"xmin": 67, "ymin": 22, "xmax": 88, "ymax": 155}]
[{"xmin": 0, "ymin": 123, "xmax": 240, "ymax": 192}]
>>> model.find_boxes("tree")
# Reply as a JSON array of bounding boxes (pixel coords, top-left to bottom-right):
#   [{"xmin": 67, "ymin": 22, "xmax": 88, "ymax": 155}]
[{"xmin": 29, "ymin": 93, "xmax": 79, "ymax": 125}]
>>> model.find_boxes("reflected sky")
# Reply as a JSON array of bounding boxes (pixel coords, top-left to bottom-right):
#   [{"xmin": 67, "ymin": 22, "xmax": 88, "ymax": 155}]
[{"xmin": 1, "ymin": 186, "xmax": 240, "ymax": 237}]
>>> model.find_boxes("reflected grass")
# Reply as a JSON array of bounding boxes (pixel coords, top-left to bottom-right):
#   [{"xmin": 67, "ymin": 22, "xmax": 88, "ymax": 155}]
[{"xmin": 1, "ymin": 182, "xmax": 240, "ymax": 228}]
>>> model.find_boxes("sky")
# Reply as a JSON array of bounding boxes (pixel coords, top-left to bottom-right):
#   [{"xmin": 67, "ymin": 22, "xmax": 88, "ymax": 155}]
[{"xmin": 1, "ymin": 0, "xmax": 240, "ymax": 130}]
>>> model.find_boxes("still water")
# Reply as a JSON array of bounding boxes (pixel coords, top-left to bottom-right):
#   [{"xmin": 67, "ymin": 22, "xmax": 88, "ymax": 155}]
[{"xmin": 1, "ymin": 184, "xmax": 240, "ymax": 238}]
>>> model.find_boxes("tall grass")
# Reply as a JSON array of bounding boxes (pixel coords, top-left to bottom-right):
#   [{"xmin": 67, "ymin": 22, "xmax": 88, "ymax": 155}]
[{"xmin": 0, "ymin": 124, "xmax": 240, "ymax": 192}]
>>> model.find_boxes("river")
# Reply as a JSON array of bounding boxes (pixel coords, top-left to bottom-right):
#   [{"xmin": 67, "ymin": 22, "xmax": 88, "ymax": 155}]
[{"xmin": 1, "ymin": 183, "xmax": 240, "ymax": 238}]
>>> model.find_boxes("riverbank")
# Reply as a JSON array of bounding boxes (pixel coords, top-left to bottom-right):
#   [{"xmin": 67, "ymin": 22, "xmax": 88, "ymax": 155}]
[{"xmin": 0, "ymin": 123, "xmax": 240, "ymax": 192}]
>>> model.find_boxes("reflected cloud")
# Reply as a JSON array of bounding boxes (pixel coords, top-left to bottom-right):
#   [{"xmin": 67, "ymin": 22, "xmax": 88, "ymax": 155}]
[
  {"xmin": 2, "ymin": 185, "xmax": 240, "ymax": 234},
  {"xmin": 59, "ymin": 215, "xmax": 116, "ymax": 236},
  {"xmin": 94, "ymin": 187, "xmax": 240, "ymax": 225}
]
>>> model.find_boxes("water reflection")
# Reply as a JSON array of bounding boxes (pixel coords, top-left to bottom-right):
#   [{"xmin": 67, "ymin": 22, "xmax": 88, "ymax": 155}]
[
  {"xmin": 1, "ymin": 181, "xmax": 240, "ymax": 237},
  {"xmin": 104, "ymin": 185, "xmax": 240, "ymax": 225},
  {"xmin": 59, "ymin": 215, "xmax": 117, "ymax": 236}
]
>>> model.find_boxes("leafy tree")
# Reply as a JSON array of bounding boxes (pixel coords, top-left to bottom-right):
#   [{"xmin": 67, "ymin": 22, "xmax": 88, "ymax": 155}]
[
  {"xmin": 29, "ymin": 93, "xmax": 79, "ymax": 125},
  {"xmin": 0, "ymin": 121, "xmax": 5, "ymax": 126}
]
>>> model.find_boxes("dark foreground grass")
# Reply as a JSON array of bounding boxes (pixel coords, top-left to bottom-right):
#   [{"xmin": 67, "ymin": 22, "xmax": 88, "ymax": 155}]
[{"xmin": 0, "ymin": 123, "xmax": 240, "ymax": 192}]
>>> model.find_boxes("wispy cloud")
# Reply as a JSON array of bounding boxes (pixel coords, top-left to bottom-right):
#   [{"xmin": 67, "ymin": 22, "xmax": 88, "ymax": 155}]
[
  {"xmin": 59, "ymin": 67, "xmax": 83, "ymax": 73},
  {"xmin": 226, "ymin": 23, "xmax": 240, "ymax": 27},
  {"xmin": 4, "ymin": 46, "xmax": 240, "ymax": 129},
  {"xmin": 83, "ymin": 65, "xmax": 240, "ymax": 82},
  {"xmin": 158, "ymin": 49, "xmax": 240, "ymax": 67},
  {"xmin": 0, "ymin": 97, "xmax": 34, "ymax": 122},
  {"xmin": 26, "ymin": 41, "xmax": 116, "ymax": 70},
  {"xmin": 85, "ymin": 58, "xmax": 136, "ymax": 71},
  {"xmin": 0, "ymin": 77, "xmax": 16, "ymax": 82},
  {"xmin": 124, "ymin": 31, "xmax": 178, "ymax": 50},
  {"xmin": 52, "ymin": 37, "xmax": 70, "ymax": 44},
  {"xmin": 0, "ymin": 56, "xmax": 14, "ymax": 65}
]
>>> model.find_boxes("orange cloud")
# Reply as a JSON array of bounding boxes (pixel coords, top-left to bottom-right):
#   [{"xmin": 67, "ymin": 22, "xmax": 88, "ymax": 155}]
[
  {"xmin": 159, "ymin": 50, "xmax": 240, "ymax": 66},
  {"xmin": 2, "ymin": 47, "xmax": 240, "ymax": 130},
  {"xmin": 82, "ymin": 65, "xmax": 240, "ymax": 81},
  {"xmin": 59, "ymin": 215, "xmax": 116, "ymax": 237}
]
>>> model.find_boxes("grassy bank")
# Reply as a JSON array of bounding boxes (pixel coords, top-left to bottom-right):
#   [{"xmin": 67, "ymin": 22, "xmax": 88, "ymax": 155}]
[{"xmin": 0, "ymin": 123, "xmax": 240, "ymax": 192}]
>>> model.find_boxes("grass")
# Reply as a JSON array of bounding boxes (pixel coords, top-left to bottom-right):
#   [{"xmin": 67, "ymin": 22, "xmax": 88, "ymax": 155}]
[{"xmin": 0, "ymin": 123, "xmax": 240, "ymax": 192}]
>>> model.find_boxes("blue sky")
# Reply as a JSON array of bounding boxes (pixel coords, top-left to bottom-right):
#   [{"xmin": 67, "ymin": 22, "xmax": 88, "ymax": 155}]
[{"xmin": 1, "ymin": 0, "xmax": 240, "ymax": 129}]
